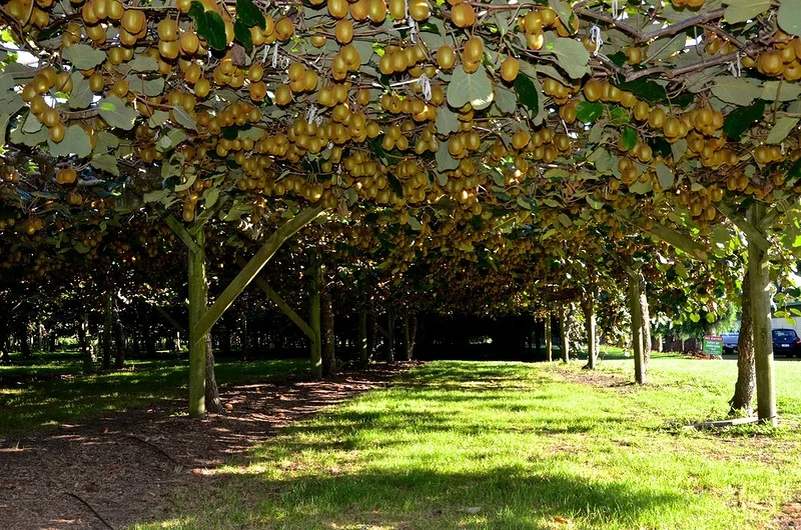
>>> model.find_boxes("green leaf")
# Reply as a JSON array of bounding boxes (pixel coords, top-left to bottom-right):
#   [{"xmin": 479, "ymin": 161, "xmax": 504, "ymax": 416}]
[
  {"xmin": 62, "ymin": 44, "xmax": 106, "ymax": 70},
  {"xmin": 98, "ymin": 97, "xmax": 138, "ymax": 130},
  {"xmin": 22, "ymin": 112, "xmax": 42, "ymax": 134},
  {"xmin": 620, "ymin": 126, "xmax": 637, "ymax": 150},
  {"xmin": 48, "ymin": 125, "xmax": 92, "ymax": 158},
  {"xmin": 608, "ymin": 106, "xmax": 629, "ymax": 126},
  {"xmin": 779, "ymin": 0, "xmax": 801, "ymax": 36},
  {"xmin": 435, "ymin": 146, "xmax": 460, "ymax": 172},
  {"xmin": 386, "ymin": 172, "xmax": 403, "ymax": 198},
  {"xmin": 446, "ymin": 65, "xmax": 494, "ymax": 111},
  {"xmin": 655, "ymin": 162, "xmax": 674, "ymax": 190},
  {"xmin": 91, "ymin": 153, "xmax": 120, "ymax": 176},
  {"xmin": 710, "ymin": 77, "xmax": 762, "ymax": 106},
  {"xmin": 234, "ymin": 19, "xmax": 252, "ymax": 50},
  {"xmin": 766, "ymin": 117, "xmax": 799, "ymax": 145},
  {"xmin": 127, "ymin": 55, "xmax": 159, "ymax": 72},
  {"xmin": 68, "ymin": 73, "xmax": 93, "ymax": 110},
  {"xmin": 788, "ymin": 158, "xmax": 801, "ymax": 182},
  {"xmin": 172, "ymin": 107, "xmax": 197, "ymax": 130},
  {"xmin": 513, "ymin": 73, "xmax": 539, "ymax": 115},
  {"xmin": 204, "ymin": 11, "xmax": 227, "ymax": 51},
  {"xmin": 236, "ymin": 0, "xmax": 266, "ymax": 29},
  {"xmin": 125, "ymin": 75, "xmax": 165, "ymax": 97},
  {"xmin": 761, "ymin": 81, "xmax": 801, "ymax": 101},
  {"xmin": 723, "ymin": 100, "xmax": 765, "ymax": 141},
  {"xmin": 435, "ymin": 106, "xmax": 458, "ymax": 135},
  {"xmin": 723, "ymin": 0, "xmax": 771, "ymax": 24},
  {"xmin": 548, "ymin": 0, "xmax": 573, "ymax": 33},
  {"xmin": 548, "ymin": 36, "xmax": 590, "ymax": 79},
  {"xmin": 617, "ymin": 79, "xmax": 667, "ymax": 103},
  {"xmin": 575, "ymin": 101, "xmax": 604, "ymax": 123},
  {"xmin": 493, "ymin": 84, "xmax": 517, "ymax": 115},
  {"xmin": 189, "ymin": 1, "xmax": 208, "ymax": 35}
]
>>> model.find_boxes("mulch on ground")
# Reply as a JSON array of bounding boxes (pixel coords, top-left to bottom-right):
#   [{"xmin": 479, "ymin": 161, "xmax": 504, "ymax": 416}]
[{"xmin": 0, "ymin": 362, "xmax": 413, "ymax": 530}]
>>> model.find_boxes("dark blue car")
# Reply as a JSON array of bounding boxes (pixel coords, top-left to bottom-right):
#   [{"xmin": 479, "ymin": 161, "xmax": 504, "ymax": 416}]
[{"xmin": 772, "ymin": 329, "xmax": 801, "ymax": 357}]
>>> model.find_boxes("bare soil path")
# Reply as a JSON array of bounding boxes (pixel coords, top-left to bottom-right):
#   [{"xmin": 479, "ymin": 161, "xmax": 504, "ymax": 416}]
[{"xmin": 0, "ymin": 363, "xmax": 411, "ymax": 530}]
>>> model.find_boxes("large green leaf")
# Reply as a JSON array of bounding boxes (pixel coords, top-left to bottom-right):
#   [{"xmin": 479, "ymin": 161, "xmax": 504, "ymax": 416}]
[
  {"xmin": 513, "ymin": 73, "xmax": 539, "ymax": 115},
  {"xmin": 617, "ymin": 79, "xmax": 667, "ymax": 103},
  {"xmin": 723, "ymin": 0, "xmax": 771, "ymax": 23},
  {"xmin": 722, "ymin": 100, "xmax": 765, "ymax": 141},
  {"xmin": 620, "ymin": 126, "xmax": 637, "ymax": 150},
  {"xmin": 547, "ymin": 36, "xmax": 590, "ymax": 79},
  {"xmin": 766, "ymin": 117, "xmax": 799, "ymax": 145},
  {"xmin": 189, "ymin": 2, "xmax": 227, "ymax": 51},
  {"xmin": 435, "ymin": 145, "xmax": 460, "ymax": 172},
  {"xmin": 236, "ymin": 0, "xmax": 266, "ymax": 29},
  {"xmin": 234, "ymin": 19, "xmax": 252, "ymax": 49},
  {"xmin": 576, "ymin": 101, "xmax": 604, "ymax": 123},
  {"xmin": 68, "ymin": 72, "xmax": 93, "ymax": 110},
  {"xmin": 779, "ymin": 0, "xmax": 801, "ymax": 36},
  {"xmin": 203, "ymin": 11, "xmax": 227, "ymax": 51},
  {"xmin": 98, "ymin": 97, "xmax": 138, "ymax": 130},
  {"xmin": 655, "ymin": 162, "xmax": 674, "ymax": 190},
  {"xmin": 91, "ymin": 153, "xmax": 120, "ymax": 176},
  {"xmin": 435, "ymin": 106, "xmax": 458, "ymax": 135},
  {"xmin": 446, "ymin": 65, "xmax": 494, "ymax": 111},
  {"xmin": 710, "ymin": 77, "xmax": 762, "ymax": 106},
  {"xmin": 62, "ymin": 44, "xmax": 106, "ymax": 70},
  {"xmin": 48, "ymin": 125, "xmax": 92, "ymax": 158}
]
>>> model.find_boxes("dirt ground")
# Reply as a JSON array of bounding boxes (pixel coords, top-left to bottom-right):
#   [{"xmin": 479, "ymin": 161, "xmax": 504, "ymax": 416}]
[{"xmin": 0, "ymin": 363, "xmax": 410, "ymax": 530}]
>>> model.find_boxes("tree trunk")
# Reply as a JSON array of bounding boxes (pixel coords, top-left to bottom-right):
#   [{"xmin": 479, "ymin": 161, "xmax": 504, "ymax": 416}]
[
  {"xmin": 309, "ymin": 251, "xmax": 323, "ymax": 379},
  {"xmin": 0, "ymin": 319, "xmax": 10, "ymax": 365},
  {"xmin": 629, "ymin": 271, "xmax": 646, "ymax": 384},
  {"xmin": 102, "ymin": 288, "xmax": 113, "ymax": 369},
  {"xmin": 748, "ymin": 203, "xmax": 776, "ymax": 425},
  {"xmin": 730, "ymin": 270, "xmax": 755, "ymax": 415},
  {"xmin": 582, "ymin": 293, "xmax": 597, "ymax": 369},
  {"xmin": 641, "ymin": 282, "xmax": 651, "ymax": 367},
  {"xmin": 405, "ymin": 314, "xmax": 417, "ymax": 361},
  {"xmin": 368, "ymin": 303, "xmax": 378, "ymax": 361},
  {"xmin": 321, "ymin": 286, "xmax": 336, "ymax": 378},
  {"xmin": 113, "ymin": 298, "xmax": 126, "ymax": 369},
  {"xmin": 359, "ymin": 309, "xmax": 369, "ymax": 368},
  {"xmin": 78, "ymin": 313, "xmax": 95, "ymax": 371},
  {"xmin": 560, "ymin": 307, "xmax": 570, "ymax": 363},
  {"xmin": 18, "ymin": 320, "xmax": 31, "ymax": 360},
  {"xmin": 545, "ymin": 313, "xmax": 553, "ymax": 362},
  {"xmin": 205, "ymin": 333, "xmax": 223, "ymax": 413},
  {"xmin": 386, "ymin": 306, "xmax": 395, "ymax": 363},
  {"xmin": 188, "ymin": 228, "xmax": 208, "ymax": 418}
]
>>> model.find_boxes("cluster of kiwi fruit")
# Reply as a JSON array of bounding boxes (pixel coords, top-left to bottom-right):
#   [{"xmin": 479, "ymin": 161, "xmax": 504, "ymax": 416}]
[{"xmin": 754, "ymin": 32, "xmax": 801, "ymax": 81}]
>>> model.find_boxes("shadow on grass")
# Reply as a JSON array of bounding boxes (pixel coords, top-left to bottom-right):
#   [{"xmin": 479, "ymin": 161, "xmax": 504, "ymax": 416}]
[
  {"xmin": 162, "ymin": 462, "xmax": 684, "ymax": 530},
  {"xmin": 0, "ymin": 359, "xmax": 307, "ymax": 436}
]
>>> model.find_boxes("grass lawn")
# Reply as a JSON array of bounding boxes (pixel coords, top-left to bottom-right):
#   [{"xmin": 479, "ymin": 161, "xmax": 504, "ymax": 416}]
[
  {"xmin": 0, "ymin": 352, "xmax": 307, "ymax": 435},
  {"xmin": 137, "ymin": 352, "xmax": 801, "ymax": 530}
]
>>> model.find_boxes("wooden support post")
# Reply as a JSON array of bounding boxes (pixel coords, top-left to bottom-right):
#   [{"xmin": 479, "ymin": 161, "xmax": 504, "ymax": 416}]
[
  {"xmin": 187, "ymin": 227, "xmax": 207, "ymax": 418},
  {"xmin": 545, "ymin": 313, "xmax": 553, "ymax": 362},
  {"xmin": 153, "ymin": 305, "xmax": 187, "ymax": 335},
  {"xmin": 560, "ymin": 307, "xmax": 570, "ymax": 363},
  {"xmin": 238, "ymin": 256, "xmax": 314, "ymax": 339},
  {"xmin": 748, "ymin": 203, "xmax": 777, "ymax": 426},
  {"xmin": 629, "ymin": 271, "xmax": 646, "ymax": 384},
  {"xmin": 309, "ymin": 251, "xmax": 322, "ymax": 380},
  {"xmin": 196, "ymin": 205, "xmax": 325, "ymax": 337}
]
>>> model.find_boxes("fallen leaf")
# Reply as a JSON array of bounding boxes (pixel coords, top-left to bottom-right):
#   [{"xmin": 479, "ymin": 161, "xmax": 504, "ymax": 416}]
[
  {"xmin": 554, "ymin": 516, "xmax": 570, "ymax": 524},
  {"xmin": 464, "ymin": 506, "xmax": 482, "ymax": 514}
]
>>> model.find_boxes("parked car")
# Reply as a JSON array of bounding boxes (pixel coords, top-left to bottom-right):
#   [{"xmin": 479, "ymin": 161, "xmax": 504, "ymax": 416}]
[
  {"xmin": 772, "ymin": 328, "xmax": 801, "ymax": 357},
  {"xmin": 722, "ymin": 332, "xmax": 739, "ymax": 354}
]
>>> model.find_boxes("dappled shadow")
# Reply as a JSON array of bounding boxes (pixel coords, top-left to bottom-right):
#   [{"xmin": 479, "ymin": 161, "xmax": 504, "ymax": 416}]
[
  {"xmin": 0, "ymin": 363, "xmax": 407, "ymax": 530},
  {"xmin": 154, "ymin": 463, "xmax": 685, "ymax": 529}
]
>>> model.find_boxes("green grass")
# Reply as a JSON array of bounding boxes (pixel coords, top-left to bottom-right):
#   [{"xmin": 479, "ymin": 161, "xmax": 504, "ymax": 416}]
[
  {"xmin": 134, "ymin": 353, "xmax": 801, "ymax": 530},
  {"xmin": 0, "ymin": 353, "xmax": 307, "ymax": 436}
]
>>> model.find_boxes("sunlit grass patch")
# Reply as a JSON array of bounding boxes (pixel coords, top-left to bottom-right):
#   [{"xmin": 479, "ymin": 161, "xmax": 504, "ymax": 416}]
[{"xmin": 134, "ymin": 357, "xmax": 801, "ymax": 530}]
